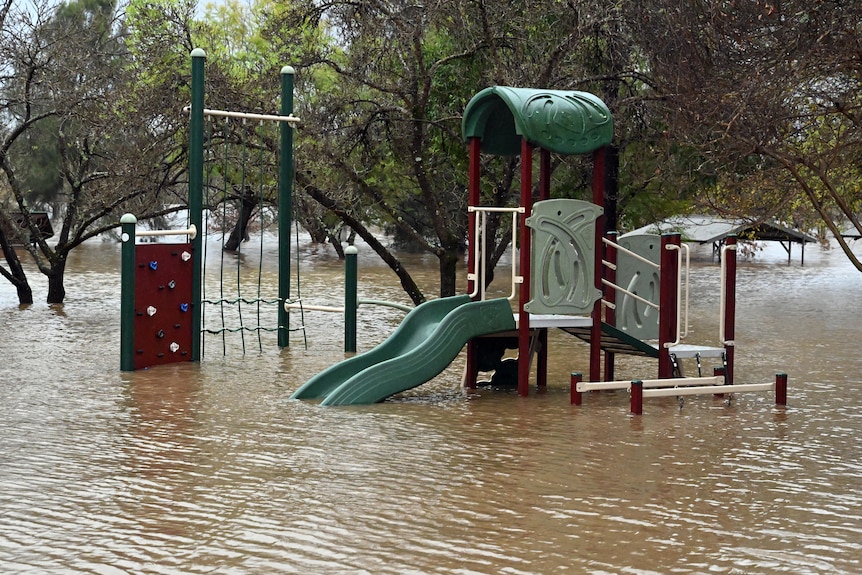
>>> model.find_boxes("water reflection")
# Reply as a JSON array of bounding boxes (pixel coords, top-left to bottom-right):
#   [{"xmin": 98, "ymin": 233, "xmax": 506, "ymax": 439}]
[{"xmin": 0, "ymin": 238, "xmax": 861, "ymax": 573}]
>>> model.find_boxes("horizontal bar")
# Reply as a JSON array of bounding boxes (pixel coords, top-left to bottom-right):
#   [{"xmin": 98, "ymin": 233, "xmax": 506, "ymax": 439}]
[
  {"xmin": 183, "ymin": 106, "xmax": 300, "ymax": 125},
  {"xmin": 602, "ymin": 237, "xmax": 660, "ymax": 269},
  {"xmin": 577, "ymin": 375, "xmax": 725, "ymax": 392},
  {"xmin": 601, "ymin": 278, "xmax": 660, "ymax": 310},
  {"xmin": 136, "ymin": 224, "xmax": 197, "ymax": 239},
  {"xmin": 285, "ymin": 303, "xmax": 344, "ymax": 313},
  {"xmin": 357, "ymin": 299, "xmax": 413, "ymax": 313},
  {"xmin": 643, "ymin": 382, "xmax": 774, "ymax": 398},
  {"xmin": 467, "ymin": 206, "xmax": 525, "ymax": 214}
]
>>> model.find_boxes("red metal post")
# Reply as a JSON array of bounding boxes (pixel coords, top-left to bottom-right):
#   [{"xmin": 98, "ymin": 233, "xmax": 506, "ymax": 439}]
[
  {"xmin": 713, "ymin": 365, "xmax": 726, "ymax": 399},
  {"xmin": 590, "ymin": 147, "xmax": 607, "ymax": 383},
  {"xmin": 631, "ymin": 380, "xmax": 643, "ymax": 415},
  {"xmin": 517, "ymin": 139, "xmax": 534, "ymax": 397},
  {"xmin": 571, "ymin": 372, "xmax": 583, "ymax": 405},
  {"xmin": 658, "ymin": 234, "xmax": 681, "ymax": 379},
  {"xmin": 537, "ymin": 328, "xmax": 548, "ymax": 389},
  {"xmin": 723, "ymin": 235, "xmax": 737, "ymax": 386},
  {"xmin": 535, "ymin": 148, "xmax": 551, "ymax": 389},
  {"xmin": 464, "ymin": 137, "xmax": 482, "ymax": 388},
  {"xmin": 775, "ymin": 372, "xmax": 788, "ymax": 405}
]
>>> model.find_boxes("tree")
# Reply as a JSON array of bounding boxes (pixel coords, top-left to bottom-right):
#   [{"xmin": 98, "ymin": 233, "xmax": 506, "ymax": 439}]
[
  {"xmin": 0, "ymin": 0, "xmax": 191, "ymax": 304},
  {"xmin": 263, "ymin": 0, "xmax": 682, "ymax": 304},
  {"xmin": 631, "ymin": 0, "xmax": 862, "ymax": 265}
]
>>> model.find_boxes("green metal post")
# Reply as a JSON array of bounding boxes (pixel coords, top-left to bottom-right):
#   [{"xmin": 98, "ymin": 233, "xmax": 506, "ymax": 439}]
[
  {"xmin": 120, "ymin": 213, "xmax": 137, "ymax": 371},
  {"xmin": 189, "ymin": 48, "xmax": 206, "ymax": 361},
  {"xmin": 278, "ymin": 65, "xmax": 295, "ymax": 348},
  {"xmin": 344, "ymin": 245, "xmax": 358, "ymax": 353}
]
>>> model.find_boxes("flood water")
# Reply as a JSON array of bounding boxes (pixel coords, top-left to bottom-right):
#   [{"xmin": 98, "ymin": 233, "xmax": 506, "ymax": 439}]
[{"xmin": 1, "ymin": 234, "xmax": 861, "ymax": 574}]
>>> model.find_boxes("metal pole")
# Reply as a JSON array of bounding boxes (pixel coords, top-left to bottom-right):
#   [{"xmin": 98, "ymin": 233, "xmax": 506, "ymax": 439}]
[
  {"xmin": 775, "ymin": 372, "xmax": 788, "ymax": 405},
  {"xmin": 278, "ymin": 65, "xmax": 295, "ymax": 348},
  {"xmin": 120, "ymin": 214, "xmax": 137, "ymax": 371},
  {"xmin": 658, "ymin": 233, "xmax": 680, "ymax": 379},
  {"xmin": 517, "ymin": 139, "xmax": 533, "ymax": 397},
  {"xmin": 571, "ymin": 372, "xmax": 583, "ymax": 405},
  {"xmin": 464, "ymin": 137, "xmax": 482, "ymax": 389},
  {"xmin": 589, "ymin": 147, "xmax": 606, "ymax": 384},
  {"xmin": 724, "ymin": 235, "xmax": 737, "ymax": 385},
  {"xmin": 188, "ymin": 48, "xmax": 205, "ymax": 362},
  {"xmin": 631, "ymin": 380, "xmax": 643, "ymax": 415},
  {"xmin": 344, "ymin": 246, "xmax": 358, "ymax": 353}
]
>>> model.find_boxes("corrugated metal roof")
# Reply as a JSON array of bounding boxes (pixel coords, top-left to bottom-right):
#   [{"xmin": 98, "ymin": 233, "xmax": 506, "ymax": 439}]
[{"xmin": 622, "ymin": 215, "xmax": 816, "ymax": 244}]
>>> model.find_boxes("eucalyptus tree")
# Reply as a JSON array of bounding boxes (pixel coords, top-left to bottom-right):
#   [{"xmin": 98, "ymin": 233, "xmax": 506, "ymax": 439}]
[
  {"xmin": 0, "ymin": 0, "xmax": 190, "ymax": 304},
  {"xmin": 631, "ymin": 0, "xmax": 862, "ymax": 264}
]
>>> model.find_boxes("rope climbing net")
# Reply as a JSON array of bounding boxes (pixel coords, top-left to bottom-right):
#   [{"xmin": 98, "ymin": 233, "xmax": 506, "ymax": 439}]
[{"xmin": 187, "ymin": 53, "xmax": 304, "ymax": 357}]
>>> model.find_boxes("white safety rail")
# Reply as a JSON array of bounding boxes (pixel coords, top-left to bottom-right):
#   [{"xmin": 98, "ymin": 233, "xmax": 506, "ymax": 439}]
[
  {"xmin": 184, "ymin": 106, "xmax": 301, "ymax": 126},
  {"xmin": 577, "ymin": 375, "xmax": 725, "ymax": 393},
  {"xmin": 663, "ymin": 242, "xmax": 690, "ymax": 347},
  {"xmin": 135, "ymin": 224, "xmax": 197, "ymax": 240},
  {"xmin": 467, "ymin": 206, "xmax": 524, "ymax": 301},
  {"xmin": 642, "ymin": 381, "xmax": 774, "ymax": 398},
  {"xmin": 600, "ymin": 236, "xmax": 661, "ymax": 313},
  {"xmin": 600, "ymin": 237, "xmax": 691, "ymax": 346},
  {"xmin": 285, "ymin": 301, "xmax": 343, "ymax": 314}
]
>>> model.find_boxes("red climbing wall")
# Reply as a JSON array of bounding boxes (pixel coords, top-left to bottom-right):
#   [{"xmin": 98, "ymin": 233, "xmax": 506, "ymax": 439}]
[{"xmin": 133, "ymin": 243, "xmax": 194, "ymax": 370}]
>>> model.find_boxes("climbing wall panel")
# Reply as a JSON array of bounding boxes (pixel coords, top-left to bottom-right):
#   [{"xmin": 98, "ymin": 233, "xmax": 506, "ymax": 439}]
[{"xmin": 133, "ymin": 243, "xmax": 194, "ymax": 370}]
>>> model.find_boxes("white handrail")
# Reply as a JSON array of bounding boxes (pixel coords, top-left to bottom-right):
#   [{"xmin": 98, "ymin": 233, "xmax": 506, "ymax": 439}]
[
  {"xmin": 719, "ymin": 243, "xmax": 737, "ymax": 346},
  {"xmin": 183, "ymin": 106, "xmax": 301, "ymax": 126},
  {"xmin": 663, "ymin": 243, "xmax": 689, "ymax": 348},
  {"xmin": 137, "ymin": 224, "xmax": 197, "ymax": 240},
  {"xmin": 602, "ymin": 237, "xmax": 660, "ymax": 269},
  {"xmin": 600, "ymin": 279, "xmax": 659, "ymax": 310},
  {"xmin": 467, "ymin": 206, "xmax": 523, "ymax": 301}
]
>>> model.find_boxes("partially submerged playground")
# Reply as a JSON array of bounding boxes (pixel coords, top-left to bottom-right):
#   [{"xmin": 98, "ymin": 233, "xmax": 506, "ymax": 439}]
[{"xmin": 120, "ymin": 50, "xmax": 788, "ymax": 414}]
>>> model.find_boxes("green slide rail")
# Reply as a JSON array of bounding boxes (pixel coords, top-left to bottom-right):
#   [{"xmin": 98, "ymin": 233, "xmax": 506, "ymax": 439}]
[{"xmin": 290, "ymin": 295, "xmax": 516, "ymax": 406}]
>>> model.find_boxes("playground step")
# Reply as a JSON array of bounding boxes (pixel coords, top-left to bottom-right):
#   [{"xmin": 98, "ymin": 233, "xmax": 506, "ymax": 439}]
[{"xmin": 564, "ymin": 322, "xmax": 657, "ymax": 357}]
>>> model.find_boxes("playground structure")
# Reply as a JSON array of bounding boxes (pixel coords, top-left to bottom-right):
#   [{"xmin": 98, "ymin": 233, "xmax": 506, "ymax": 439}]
[
  {"xmin": 121, "ymin": 49, "xmax": 300, "ymax": 370},
  {"xmin": 293, "ymin": 86, "xmax": 788, "ymax": 411},
  {"xmin": 119, "ymin": 50, "xmax": 786, "ymax": 412}
]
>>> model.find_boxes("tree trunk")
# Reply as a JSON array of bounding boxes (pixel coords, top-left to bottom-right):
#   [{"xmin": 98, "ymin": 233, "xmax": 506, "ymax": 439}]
[
  {"xmin": 438, "ymin": 248, "xmax": 459, "ymax": 298},
  {"xmin": 46, "ymin": 256, "xmax": 67, "ymax": 304},
  {"xmin": 0, "ymin": 231, "xmax": 34, "ymax": 305},
  {"xmin": 300, "ymin": 178, "xmax": 427, "ymax": 306},
  {"xmin": 604, "ymin": 143, "xmax": 620, "ymax": 234},
  {"xmin": 224, "ymin": 187, "xmax": 256, "ymax": 252}
]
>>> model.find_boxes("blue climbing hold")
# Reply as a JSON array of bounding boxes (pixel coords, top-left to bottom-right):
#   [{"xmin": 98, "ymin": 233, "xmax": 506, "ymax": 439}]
[
  {"xmin": 149, "ymin": 261, "xmax": 158, "ymax": 271},
  {"xmin": 180, "ymin": 303, "xmax": 189, "ymax": 312}
]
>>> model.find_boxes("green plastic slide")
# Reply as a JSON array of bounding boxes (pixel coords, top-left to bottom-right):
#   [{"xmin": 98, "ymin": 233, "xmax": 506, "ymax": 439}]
[{"xmin": 290, "ymin": 295, "xmax": 516, "ymax": 406}]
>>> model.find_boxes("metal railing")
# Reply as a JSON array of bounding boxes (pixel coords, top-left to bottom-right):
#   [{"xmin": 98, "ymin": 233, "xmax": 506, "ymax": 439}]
[{"xmin": 467, "ymin": 206, "xmax": 524, "ymax": 301}]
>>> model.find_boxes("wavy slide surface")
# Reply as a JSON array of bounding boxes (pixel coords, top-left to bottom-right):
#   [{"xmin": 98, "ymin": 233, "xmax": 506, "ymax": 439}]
[{"xmin": 290, "ymin": 295, "xmax": 515, "ymax": 406}]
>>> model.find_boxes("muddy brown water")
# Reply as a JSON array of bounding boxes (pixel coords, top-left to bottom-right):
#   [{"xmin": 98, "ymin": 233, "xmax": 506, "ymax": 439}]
[{"xmin": 1, "ymin": 236, "xmax": 861, "ymax": 574}]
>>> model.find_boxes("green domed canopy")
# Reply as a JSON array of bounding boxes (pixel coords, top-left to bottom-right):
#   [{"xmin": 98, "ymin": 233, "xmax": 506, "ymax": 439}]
[{"xmin": 462, "ymin": 86, "xmax": 613, "ymax": 156}]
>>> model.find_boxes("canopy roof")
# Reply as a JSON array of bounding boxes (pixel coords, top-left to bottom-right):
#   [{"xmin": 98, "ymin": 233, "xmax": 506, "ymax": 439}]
[
  {"xmin": 462, "ymin": 86, "xmax": 613, "ymax": 156},
  {"xmin": 623, "ymin": 215, "xmax": 816, "ymax": 245}
]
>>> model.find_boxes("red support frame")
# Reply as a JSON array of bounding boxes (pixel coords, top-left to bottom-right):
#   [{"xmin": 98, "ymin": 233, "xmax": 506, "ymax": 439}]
[
  {"xmin": 464, "ymin": 137, "xmax": 482, "ymax": 389},
  {"xmin": 723, "ymin": 235, "xmax": 737, "ymax": 386},
  {"xmin": 658, "ymin": 233, "xmax": 681, "ymax": 379},
  {"xmin": 517, "ymin": 139, "xmax": 534, "ymax": 397},
  {"xmin": 589, "ymin": 147, "xmax": 607, "ymax": 383}
]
